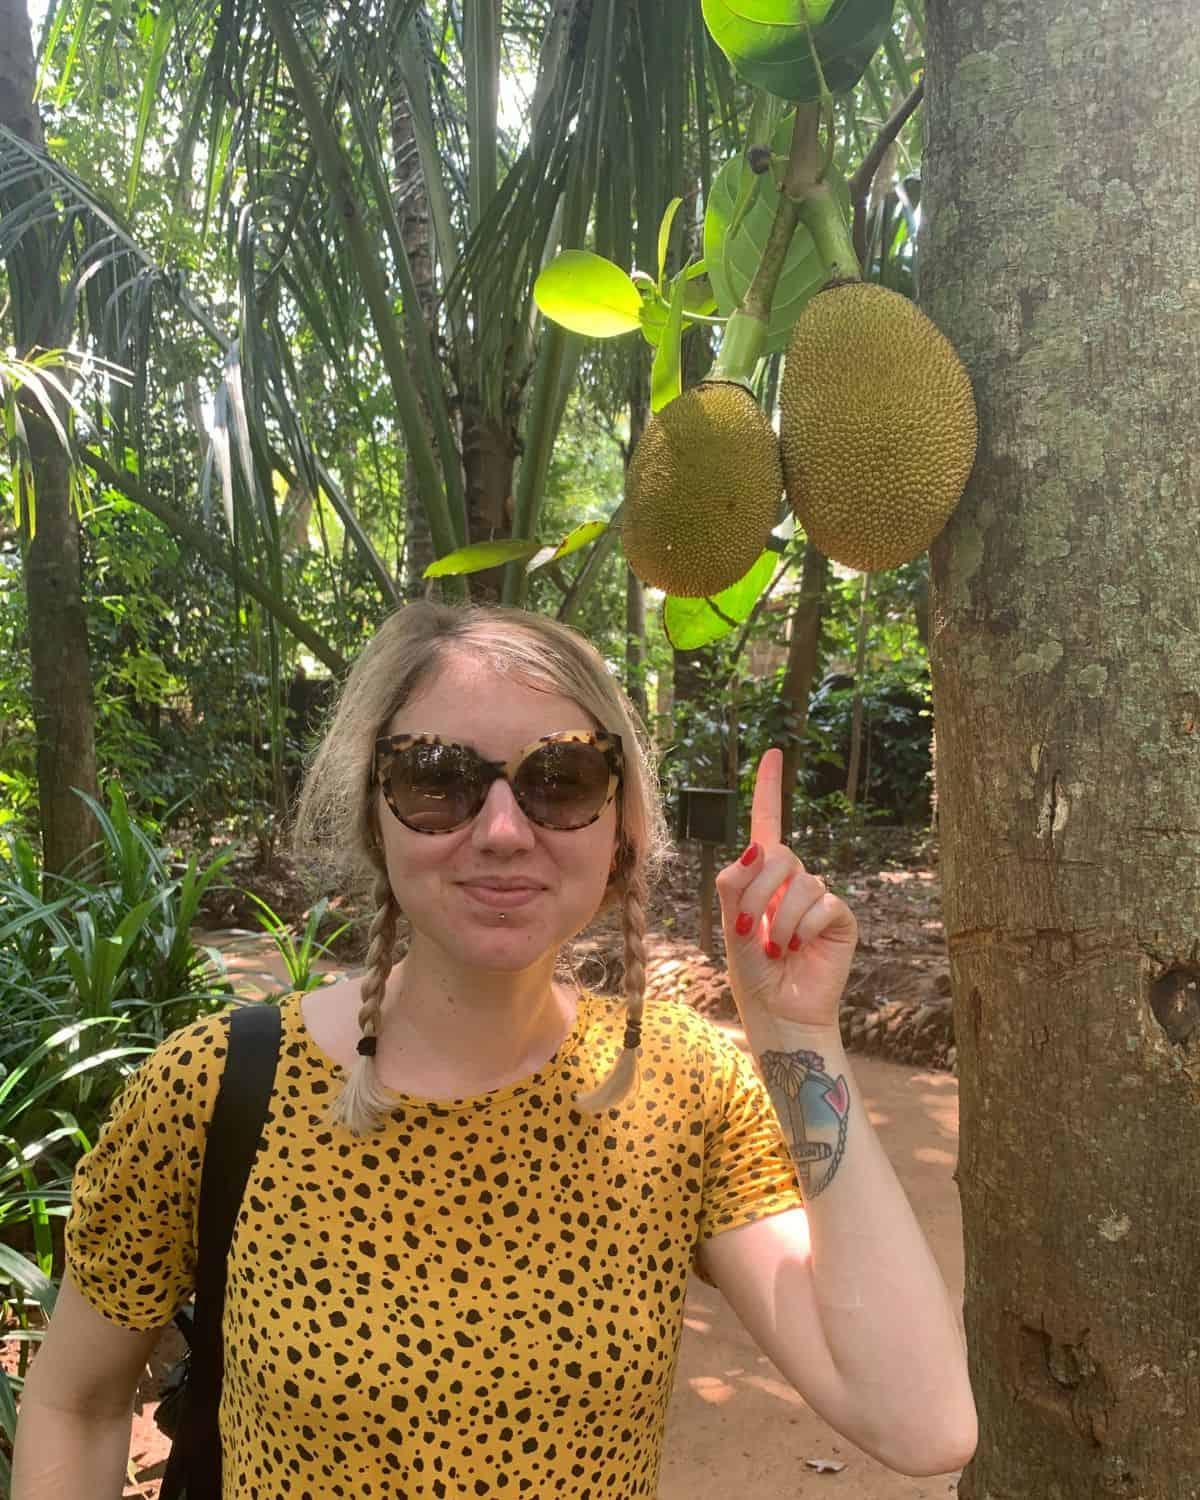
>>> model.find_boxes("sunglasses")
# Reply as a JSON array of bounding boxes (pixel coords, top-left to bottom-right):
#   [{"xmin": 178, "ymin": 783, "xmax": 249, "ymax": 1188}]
[{"xmin": 373, "ymin": 730, "xmax": 624, "ymax": 835}]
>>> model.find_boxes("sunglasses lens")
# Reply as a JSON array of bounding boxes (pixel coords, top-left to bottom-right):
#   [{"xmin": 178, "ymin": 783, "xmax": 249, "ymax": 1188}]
[
  {"xmin": 388, "ymin": 742, "xmax": 483, "ymax": 832},
  {"xmin": 513, "ymin": 740, "xmax": 612, "ymax": 830}
]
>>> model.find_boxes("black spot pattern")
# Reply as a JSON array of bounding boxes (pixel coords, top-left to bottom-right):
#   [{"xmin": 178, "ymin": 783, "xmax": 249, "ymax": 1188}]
[{"xmin": 66, "ymin": 992, "xmax": 803, "ymax": 1498}]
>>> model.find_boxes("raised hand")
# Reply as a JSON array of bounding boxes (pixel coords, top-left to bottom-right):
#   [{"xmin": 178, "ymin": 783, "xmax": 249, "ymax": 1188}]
[{"xmin": 715, "ymin": 747, "xmax": 858, "ymax": 1032}]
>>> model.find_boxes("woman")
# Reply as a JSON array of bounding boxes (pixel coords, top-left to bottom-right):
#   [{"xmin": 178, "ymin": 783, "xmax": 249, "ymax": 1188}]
[{"xmin": 14, "ymin": 602, "xmax": 975, "ymax": 1499}]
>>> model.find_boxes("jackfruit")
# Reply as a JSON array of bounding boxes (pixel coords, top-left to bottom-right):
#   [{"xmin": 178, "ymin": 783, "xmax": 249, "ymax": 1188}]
[
  {"xmin": 779, "ymin": 283, "xmax": 977, "ymax": 572},
  {"xmin": 622, "ymin": 381, "xmax": 782, "ymax": 597}
]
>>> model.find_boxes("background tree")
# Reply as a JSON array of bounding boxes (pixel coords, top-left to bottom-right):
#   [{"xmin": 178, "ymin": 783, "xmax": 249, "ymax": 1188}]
[
  {"xmin": 923, "ymin": 1, "xmax": 1200, "ymax": 1493},
  {"xmin": 0, "ymin": 0, "xmax": 99, "ymax": 876}
]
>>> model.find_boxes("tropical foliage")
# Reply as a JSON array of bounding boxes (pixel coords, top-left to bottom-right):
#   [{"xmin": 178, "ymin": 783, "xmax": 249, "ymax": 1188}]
[{"xmin": 0, "ymin": 2, "xmax": 939, "ymax": 1482}]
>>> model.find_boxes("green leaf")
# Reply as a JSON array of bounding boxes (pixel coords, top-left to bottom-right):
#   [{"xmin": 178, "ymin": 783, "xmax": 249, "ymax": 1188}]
[
  {"xmin": 651, "ymin": 271, "xmax": 688, "ymax": 414},
  {"xmin": 657, "ymin": 196, "xmax": 684, "ymax": 289},
  {"xmin": 701, "ymin": 0, "xmax": 895, "ymax": 101},
  {"xmin": 662, "ymin": 550, "xmax": 778, "ymax": 649},
  {"xmin": 638, "ymin": 269, "xmax": 721, "ymax": 348},
  {"xmin": 704, "ymin": 115, "xmax": 852, "ymax": 353},
  {"xmin": 525, "ymin": 521, "xmax": 609, "ymax": 573},
  {"xmin": 533, "ymin": 251, "xmax": 644, "ymax": 337},
  {"xmin": 0, "ymin": 1243, "xmax": 57, "ymax": 1318},
  {"xmin": 424, "ymin": 540, "xmax": 542, "ymax": 578}
]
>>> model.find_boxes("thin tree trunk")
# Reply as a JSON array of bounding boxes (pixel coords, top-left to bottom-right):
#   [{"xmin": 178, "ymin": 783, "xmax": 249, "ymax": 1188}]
[
  {"xmin": 779, "ymin": 540, "xmax": 830, "ymax": 842},
  {"xmin": 390, "ymin": 65, "xmax": 437, "ymax": 593},
  {"xmin": 844, "ymin": 569, "xmax": 870, "ymax": 807},
  {"xmin": 1, "ymin": 0, "xmax": 99, "ymax": 875},
  {"xmin": 924, "ymin": 2, "xmax": 1200, "ymax": 1494},
  {"xmin": 624, "ymin": 352, "xmax": 650, "ymax": 719},
  {"xmin": 23, "ymin": 418, "xmax": 101, "ymax": 874},
  {"xmin": 625, "ymin": 567, "xmax": 647, "ymax": 719},
  {"xmin": 460, "ymin": 391, "xmax": 518, "ymax": 601}
]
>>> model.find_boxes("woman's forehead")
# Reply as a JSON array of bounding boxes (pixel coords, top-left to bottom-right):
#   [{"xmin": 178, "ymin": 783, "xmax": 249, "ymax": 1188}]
[{"xmin": 388, "ymin": 653, "xmax": 596, "ymax": 740}]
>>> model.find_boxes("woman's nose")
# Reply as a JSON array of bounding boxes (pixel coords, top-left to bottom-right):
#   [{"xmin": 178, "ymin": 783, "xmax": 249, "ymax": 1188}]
[{"xmin": 471, "ymin": 777, "xmax": 537, "ymax": 849}]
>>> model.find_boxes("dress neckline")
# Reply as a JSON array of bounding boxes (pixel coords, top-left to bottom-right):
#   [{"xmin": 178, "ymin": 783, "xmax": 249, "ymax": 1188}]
[{"xmin": 287, "ymin": 986, "xmax": 598, "ymax": 1114}]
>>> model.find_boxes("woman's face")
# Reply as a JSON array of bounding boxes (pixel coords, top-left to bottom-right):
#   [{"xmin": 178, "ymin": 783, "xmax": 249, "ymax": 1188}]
[{"xmin": 374, "ymin": 651, "xmax": 619, "ymax": 973}]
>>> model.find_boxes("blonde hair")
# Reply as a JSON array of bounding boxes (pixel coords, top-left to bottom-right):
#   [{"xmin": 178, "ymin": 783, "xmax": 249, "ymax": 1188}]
[{"xmin": 291, "ymin": 601, "xmax": 671, "ymax": 1135}]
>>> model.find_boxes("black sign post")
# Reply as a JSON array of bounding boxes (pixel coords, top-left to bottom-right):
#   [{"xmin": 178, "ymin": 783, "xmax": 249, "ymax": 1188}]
[{"xmin": 675, "ymin": 788, "xmax": 739, "ymax": 956}]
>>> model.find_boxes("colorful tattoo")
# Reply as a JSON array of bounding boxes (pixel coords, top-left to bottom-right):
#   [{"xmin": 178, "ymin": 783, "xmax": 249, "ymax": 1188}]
[{"xmin": 759, "ymin": 1048, "xmax": 850, "ymax": 1199}]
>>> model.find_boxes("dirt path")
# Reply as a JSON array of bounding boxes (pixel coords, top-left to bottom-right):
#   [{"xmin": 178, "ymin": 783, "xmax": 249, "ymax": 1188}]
[{"xmin": 662, "ymin": 1044, "xmax": 964, "ymax": 1498}]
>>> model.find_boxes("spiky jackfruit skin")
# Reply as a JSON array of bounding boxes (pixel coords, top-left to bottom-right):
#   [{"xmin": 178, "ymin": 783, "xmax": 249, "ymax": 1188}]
[
  {"xmin": 621, "ymin": 381, "xmax": 782, "ymax": 597},
  {"xmin": 779, "ymin": 283, "xmax": 978, "ymax": 573}
]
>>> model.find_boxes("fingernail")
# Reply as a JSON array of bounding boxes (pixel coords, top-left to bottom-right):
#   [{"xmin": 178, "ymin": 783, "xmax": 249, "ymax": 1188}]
[
  {"xmin": 788, "ymin": 934, "xmax": 801, "ymax": 951},
  {"xmin": 735, "ymin": 912, "xmax": 754, "ymax": 937},
  {"xmin": 739, "ymin": 842, "xmax": 760, "ymax": 867},
  {"xmin": 765, "ymin": 940, "xmax": 782, "ymax": 960}
]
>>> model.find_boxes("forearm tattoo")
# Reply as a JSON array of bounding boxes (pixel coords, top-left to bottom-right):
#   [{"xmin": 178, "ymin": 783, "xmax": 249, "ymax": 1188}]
[{"xmin": 759, "ymin": 1048, "xmax": 851, "ymax": 1199}]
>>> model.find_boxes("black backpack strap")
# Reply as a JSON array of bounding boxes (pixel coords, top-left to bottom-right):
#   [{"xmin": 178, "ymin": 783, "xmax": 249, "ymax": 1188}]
[{"xmin": 160, "ymin": 1001, "xmax": 282, "ymax": 1500}]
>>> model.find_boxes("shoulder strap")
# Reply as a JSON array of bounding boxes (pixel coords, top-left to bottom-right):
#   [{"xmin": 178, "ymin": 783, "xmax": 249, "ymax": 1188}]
[{"xmin": 160, "ymin": 1000, "xmax": 282, "ymax": 1500}]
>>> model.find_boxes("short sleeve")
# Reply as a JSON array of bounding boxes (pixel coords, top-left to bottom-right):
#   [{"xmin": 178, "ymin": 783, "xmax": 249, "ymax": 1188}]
[
  {"xmin": 64, "ymin": 1009, "xmax": 231, "ymax": 1331},
  {"xmin": 692, "ymin": 1026, "xmax": 805, "ymax": 1283}
]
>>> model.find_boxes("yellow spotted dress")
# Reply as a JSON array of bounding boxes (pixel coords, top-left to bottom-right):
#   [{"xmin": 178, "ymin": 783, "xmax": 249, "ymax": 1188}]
[{"xmin": 66, "ymin": 990, "xmax": 805, "ymax": 1499}]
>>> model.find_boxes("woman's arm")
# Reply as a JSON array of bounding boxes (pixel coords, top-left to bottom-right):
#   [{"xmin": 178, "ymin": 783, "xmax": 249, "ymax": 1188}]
[
  {"xmin": 699, "ymin": 1018, "xmax": 976, "ymax": 1477},
  {"xmin": 11, "ymin": 1272, "xmax": 164, "ymax": 1500},
  {"xmin": 703, "ymin": 748, "xmax": 977, "ymax": 1476}
]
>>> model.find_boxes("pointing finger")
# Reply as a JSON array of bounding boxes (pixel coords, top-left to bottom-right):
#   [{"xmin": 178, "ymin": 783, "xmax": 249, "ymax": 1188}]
[{"xmin": 750, "ymin": 748, "xmax": 784, "ymax": 852}]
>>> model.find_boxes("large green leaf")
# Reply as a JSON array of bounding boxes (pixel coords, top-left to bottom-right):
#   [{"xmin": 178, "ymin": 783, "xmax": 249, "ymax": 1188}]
[
  {"xmin": 701, "ymin": 0, "xmax": 894, "ymax": 101},
  {"xmin": 424, "ymin": 540, "xmax": 542, "ymax": 578},
  {"xmin": 663, "ymin": 550, "xmax": 778, "ymax": 649},
  {"xmin": 525, "ymin": 521, "xmax": 610, "ymax": 574},
  {"xmin": 703, "ymin": 115, "xmax": 853, "ymax": 352},
  {"xmin": 534, "ymin": 251, "xmax": 644, "ymax": 338}
]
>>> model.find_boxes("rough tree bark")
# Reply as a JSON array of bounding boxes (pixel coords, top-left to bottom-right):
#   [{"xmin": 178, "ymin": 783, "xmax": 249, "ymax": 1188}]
[
  {"xmin": 923, "ymin": 3, "xmax": 1200, "ymax": 1495},
  {"xmin": 0, "ymin": 0, "xmax": 100, "ymax": 875}
]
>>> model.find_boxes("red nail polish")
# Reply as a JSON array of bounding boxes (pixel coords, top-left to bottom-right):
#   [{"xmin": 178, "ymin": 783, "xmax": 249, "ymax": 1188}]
[
  {"xmin": 735, "ymin": 912, "xmax": 754, "ymax": 936},
  {"xmin": 739, "ymin": 842, "xmax": 760, "ymax": 867},
  {"xmin": 788, "ymin": 934, "xmax": 801, "ymax": 951},
  {"xmin": 765, "ymin": 940, "xmax": 782, "ymax": 960}
]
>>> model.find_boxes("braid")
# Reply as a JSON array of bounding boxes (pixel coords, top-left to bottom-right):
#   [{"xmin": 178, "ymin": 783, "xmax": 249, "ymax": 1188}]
[
  {"xmin": 574, "ymin": 864, "xmax": 647, "ymax": 1115},
  {"xmin": 328, "ymin": 870, "xmax": 404, "ymax": 1135}
]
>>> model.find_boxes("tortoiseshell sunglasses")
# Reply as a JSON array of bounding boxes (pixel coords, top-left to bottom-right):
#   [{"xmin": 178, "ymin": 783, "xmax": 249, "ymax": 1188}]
[{"xmin": 373, "ymin": 730, "xmax": 624, "ymax": 835}]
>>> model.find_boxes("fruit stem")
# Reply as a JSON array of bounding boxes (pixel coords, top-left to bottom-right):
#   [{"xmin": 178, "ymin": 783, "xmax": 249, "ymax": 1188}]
[
  {"xmin": 711, "ymin": 105, "xmax": 821, "ymax": 383},
  {"xmin": 781, "ymin": 99, "xmax": 863, "ymax": 284},
  {"xmin": 709, "ymin": 307, "xmax": 768, "ymax": 383},
  {"xmin": 797, "ymin": 183, "xmax": 863, "ymax": 284}
]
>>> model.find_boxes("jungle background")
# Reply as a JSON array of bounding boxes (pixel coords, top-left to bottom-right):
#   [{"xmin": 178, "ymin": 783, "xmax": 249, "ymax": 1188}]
[
  {"xmin": 7, "ymin": 0, "xmax": 1196, "ymax": 1495},
  {"xmin": 0, "ymin": 0, "xmax": 951, "ymax": 1487}
]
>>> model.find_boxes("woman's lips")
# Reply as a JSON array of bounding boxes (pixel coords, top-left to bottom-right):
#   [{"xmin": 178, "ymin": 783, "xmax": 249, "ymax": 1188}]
[{"xmin": 459, "ymin": 882, "xmax": 544, "ymax": 910}]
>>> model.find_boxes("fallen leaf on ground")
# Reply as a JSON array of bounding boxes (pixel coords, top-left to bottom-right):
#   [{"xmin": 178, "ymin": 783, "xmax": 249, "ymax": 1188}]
[{"xmin": 804, "ymin": 1456, "xmax": 847, "ymax": 1473}]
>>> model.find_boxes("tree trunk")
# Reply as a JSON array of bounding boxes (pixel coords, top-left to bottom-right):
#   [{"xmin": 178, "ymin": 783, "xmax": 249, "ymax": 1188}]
[
  {"xmin": 923, "ymin": 4, "xmax": 1200, "ymax": 1495},
  {"xmin": 389, "ymin": 66, "xmax": 437, "ymax": 593},
  {"xmin": 844, "ymin": 569, "xmax": 870, "ymax": 807},
  {"xmin": 779, "ymin": 540, "xmax": 830, "ymax": 842},
  {"xmin": 460, "ymin": 391, "xmax": 518, "ymax": 601},
  {"xmin": 624, "ymin": 354, "xmax": 650, "ymax": 719},
  {"xmin": 1, "ymin": 0, "xmax": 100, "ymax": 875}
]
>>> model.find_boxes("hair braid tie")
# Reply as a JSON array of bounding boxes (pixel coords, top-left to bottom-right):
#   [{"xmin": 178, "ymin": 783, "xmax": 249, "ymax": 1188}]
[{"xmin": 328, "ymin": 871, "xmax": 402, "ymax": 1135}]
